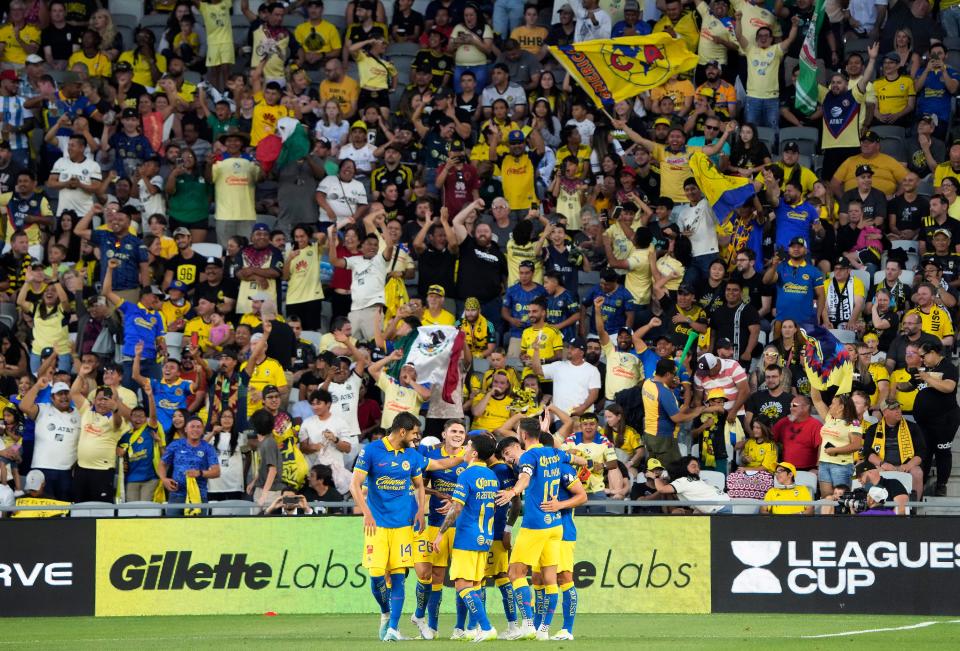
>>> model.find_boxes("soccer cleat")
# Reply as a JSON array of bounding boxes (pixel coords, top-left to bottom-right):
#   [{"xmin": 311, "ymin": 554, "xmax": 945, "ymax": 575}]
[
  {"xmin": 551, "ymin": 630, "xmax": 575, "ymax": 641},
  {"xmin": 536, "ymin": 630, "xmax": 550, "ymax": 641},
  {"xmin": 498, "ymin": 623, "xmax": 521, "ymax": 640},
  {"xmin": 519, "ymin": 623, "xmax": 538, "ymax": 640},
  {"xmin": 379, "ymin": 614, "xmax": 390, "ymax": 641},
  {"xmin": 411, "ymin": 615, "xmax": 433, "ymax": 639},
  {"xmin": 473, "ymin": 628, "xmax": 498, "ymax": 643},
  {"xmin": 382, "ymin": 628, "xmax": 402, "ymax": 642},
  {"xmin": 424, "ymin": 628, "xmax": 438, "ymax": 640},
  {"xmin": 451, "ymin": 628, "xmax": 467, "ymax": 641}
]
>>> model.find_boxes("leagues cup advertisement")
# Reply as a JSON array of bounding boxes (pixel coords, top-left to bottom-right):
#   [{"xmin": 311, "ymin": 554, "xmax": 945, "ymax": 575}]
[{"xmin": 94, "ymin": 517, "xmax": 710, "ymax": 616}]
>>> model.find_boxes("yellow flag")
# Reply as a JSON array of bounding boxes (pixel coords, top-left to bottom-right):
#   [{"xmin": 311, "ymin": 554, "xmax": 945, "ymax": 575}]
[
  {"xmin": 548, "ymin": 34, "xmax": 698, "ymax": 110},
  {"xmin": 184, "ymin": 476, "xmax": 202, "ymax": 517}
]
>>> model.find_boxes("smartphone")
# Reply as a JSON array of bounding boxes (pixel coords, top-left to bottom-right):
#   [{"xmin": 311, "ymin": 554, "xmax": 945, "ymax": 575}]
[
  {"xmin": 824, "ymin": 442, "xmax": 835, "ymax": 449},
  {"xmin": 283, "ymin": 496, "xmax": 299, "ymax": 507},
  {"xmin": 190, "ymin": 332, "xmax": 200, "ymax": 350}
]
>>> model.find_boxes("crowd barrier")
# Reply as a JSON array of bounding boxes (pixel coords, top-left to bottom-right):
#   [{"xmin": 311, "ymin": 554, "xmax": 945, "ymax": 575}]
[{"xmin": 3, "ymin": 516, "xmax": 960, "ymax": 617}]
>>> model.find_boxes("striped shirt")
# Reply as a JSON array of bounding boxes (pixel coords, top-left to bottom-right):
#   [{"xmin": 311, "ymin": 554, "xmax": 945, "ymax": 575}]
[
  {"xmin": 0, "ymin": 96, "xmax": 33, "ymax": 151},
  {"xmin": 694, "ymin": 359, "xmax": 749, "ymax": 415}
]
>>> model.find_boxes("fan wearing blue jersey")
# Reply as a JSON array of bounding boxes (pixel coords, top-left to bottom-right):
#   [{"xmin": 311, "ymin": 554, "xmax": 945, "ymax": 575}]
[
  {"xmin": 494, "ymin": 417, "xmax": 587, "ymax": 641},
  {"xmin": 433, "ymin": 434, "xmax": 501, "ymax": 643},
  {"xmin": 411, "ymin": 419, "xmax": 467, "ymax": 641}
]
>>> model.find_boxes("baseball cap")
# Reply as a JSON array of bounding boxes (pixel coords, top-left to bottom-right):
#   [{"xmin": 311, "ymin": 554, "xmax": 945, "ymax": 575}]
[
  {"xmin": 0, "ymin": 69, "xmax": 18, "ymax": 82},
  {"xmin": 882, "ymin": 51, "xmax": 901, "ymax": 63},
  {"xmin": 51, "ymin": 382, "xmax": 71, "ymax": 394},
  {"xmin": 26, "ymin": 54, "xmax": 44, "ymax": 64},
  {"xmin": 933, "ymin": 228, "xmax": 952, "ymax": 239},
  {"xmin": 715, "ymin": 338, "xmax": 734, "ymax": 349},
  {"xmin": 168, "ymin": 280, "xmax": 188, "ymax": 293},
  {"xmin": 705, "ymin": 60, "xmax": 722, "ymax": 69},
  {"xmin": 677, "ymin": 283, "xmax": 695, "ymax": 295},
  {"xmin": 24, "ymin": 469, "xmax": 45, "ymax": 493},
  {"xmin": 881, "ymin": 398, "xmax": 902, "ymax": 411},
  {"xmin": 172, "ymin": 227, "xmax": 191, "ymax": 237},
  {"xmin": 618, "ymin": 326, "xmax": 633, "ymax": 336},
  {"xmin": 646, "ymin": 458, "xmax": 664, "ymax": 471},
  {"xmin": 783, "ymin": 140, "xmax": 800, "ymax": 152},
  {"xmin": 696, "ymin": 353, "xmax": 719, "ymax": 373},
  {"xmin": 121, "ymin": 107, "xmax": 139, "ymax": 119},
  {"xmin": 624, "ymin": 0, "xmax": 640, "ymax": 10},
  {"xmin": 861, "ymin": 130, "xmax": 880, "ymax": 143},
  {"xmin": 508, "ymin": 129, "xmax": 525, "ymax": 144},
  {"xmin": 619, "ymin": 166, "xmax": 637, "ymax": 177},
  {"xmin": 567, "ymin": 336, "xmax": 587, "ymax": 350},
  {"xmin": 350, "ymin": 120, "xmax": 367, "ymax": 131},
  {"xmin": 855, "ymin": 164, "xmax": 874, "ymax": 176},
  {"xmin": 856, "ymin": 460, "xmax": 877, "ymax": 475},
  {"xmin": 251, "ymin": 291, "xmax": 270, "ymax": 302},
  {"xmin": 789, "ymin": 236, "xmax": 807, "ymax": 247},
  {"xmin": 261, "ymin": 384, "xmax": 281, "ymax": 398},
  {"xmin": 114, "ymin": 60, "xmax": 133, "ymax": 73},
  {"xmin": 922, "ymin": 256, "xmax": 943, "ymax": 270},
  {"xmin": 316, "ymin": 136, "xmax": 331, "ymax": 147},
  {"xmin": 415, "ymin": 62, "xmax": 433, "ymax": 73},
  {"xmin": 557, "ymin": 2, "xmax": 574, "ymax": 13},
  {"xmin": 705, "ymin": 387, "xmax": 727, "ymax": 401},
  {"xmin": 427, "ymin": 284, "xmax": 445, "ymax": 297},
  {"xmin": 654, "ymin": 117, "xmax": 672, "ymax": 127},
  {"xmin": 206, "ymin": 256, "xmax": 223, "ymax": 267},
  {"xmin": 776, "ymin": 462, "xmax": 797, "ymax": 477},
  {"xmin": 834, "ymin": 256, "xmax": 851, "ymax": 268},
  {"xmin": 919, "ymin": 114, "xmax": 939, "ymax": 126},
  {"xmin": 251, "ymin": 222, "xmax": 270, "ymax": 233}
]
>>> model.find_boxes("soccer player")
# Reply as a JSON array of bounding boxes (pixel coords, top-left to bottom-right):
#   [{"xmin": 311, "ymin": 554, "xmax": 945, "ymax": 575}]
[
  {"xmin": 487, "ymin": 436, "xmax": 522, "ymax": 638},
  {"xmin": 411, "ymin": 419, "xmax": 467, "ymax": 640},
  {"xmin": 545, "ymin": 451, "xmax": 587, "ymax": 640},
  {"xmin": 432, "ymin": 434, "xmax": 501, "ymax": 643},
  {"xmin": 495, "ymin": 418, "xmax": 584, "ymax": 640}
]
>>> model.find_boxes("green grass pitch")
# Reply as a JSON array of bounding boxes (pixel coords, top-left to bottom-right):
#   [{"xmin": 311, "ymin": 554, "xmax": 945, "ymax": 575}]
[{"xmin": 3, "ymin": 614, "xmax": 959, "ymax": 649}]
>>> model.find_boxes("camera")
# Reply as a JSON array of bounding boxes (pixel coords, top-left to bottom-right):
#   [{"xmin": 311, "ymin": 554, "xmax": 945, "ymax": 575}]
[
  {"xmin": 775, "ymin": 246, "xmax": 788, "ymax": 260},
  {"xmin": 282, "ymin": 495, "xmax": 299, "ymax": 507},
  {"xmin": 837, "ymin": 488, "xmax": 867, "ymax": 514}
]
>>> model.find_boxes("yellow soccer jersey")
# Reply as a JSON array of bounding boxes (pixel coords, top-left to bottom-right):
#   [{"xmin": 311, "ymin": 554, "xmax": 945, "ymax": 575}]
[
  {"xmin": 519, "ymin": 325, "xmax": 564, "ymax": 360},
  {"xmin": 602, "ymin": 341, "xmax": 642, "ymax": 400},
  {"xmin": 763, "ymin": 485, "xmax": 812, "ymax": 514},
  {"xmin": 908, "ymin": 305, "xmax": 954, "ymax": 339}
]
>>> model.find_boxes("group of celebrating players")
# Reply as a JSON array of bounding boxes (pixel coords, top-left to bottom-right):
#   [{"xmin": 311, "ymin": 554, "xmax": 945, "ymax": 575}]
[{"xmin": 351, "ymin": 412, "xmax": 589, "ymax": 641}]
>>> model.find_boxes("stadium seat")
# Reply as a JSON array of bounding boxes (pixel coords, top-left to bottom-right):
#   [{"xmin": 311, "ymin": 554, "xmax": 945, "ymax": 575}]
[
  {"xmin": 112, "ymin": 14, "xmax": 140, "ymax": 29},
  {"xmin": 387, "ymin": 42, "xmax": 420, "ymax": 57},
  {"xmin": 778, "ymin": 126, "xmax": 818, "ymax": 147},
  {"xmin": 843, "ymin": 37, "xmax": 871, "ymax": 57},
  {"xmin": 731, "ymin": 499, "xmax": 761, "ymax": 514},
  {"xmin": 850, "ymin": 268, "xmax": 871, "ymax": 294},
  {"xmin": 300, "ymin": 330, "xmax": 323, "ymax": 353},
  {"xmin": 755, "ymin": 126, "xmax": 776, "ymax": 151},
  {"xmin": 699, "ymin": 470, "xmax": 726, "ymax": 493},
  {"xmin": 193, "ymin": 242, "xmax": 224, "ymax": 259},
  {"xmin": 0, "ymin": 314, "xmax": 15, "ymax": 332},
  {"xmin": 119, "ymin": 502, "xmax": 162, "ymax": 517},
  {"xmin": 28, "ymin": 244, "xmax": 44, "ymax": 264},
  {"xmin": 881, "ymin": 471, "xmax": 913, "ymax": 496},
  {"xmin": 110, "ymin": 0, "xmax": 144, "ymax": 23},
  {"xmin": 870, "ymin": 125, "xmax": 905, "ymax": 141},
  {"xmin": 795, "ymin": 471, "xmax": 818, "ymax": 498},
  {"xmin": 889, "ymin": 239, "xmax": 920, "ymax": 255},
  {"xmin": 70, "ymin": 502, "xmax": 117, "ymax": 517},
  {"xmin": 116, "ymin": 26, "xmax": 134, "ymax": 52},
  {"xmin": 829, "ymin": 328, "xmax": 855, "ymax": 344},
  {"xmin": 141, "ymin": 14, "xmax": 170, "ymax": 28},
  {"xmin": 944, "ymin": 36, "xmax": 960, "ymax": 52},
  {"xmin": 210, "ymin": 499, "xmax": 259, "ymax": 516},
  {"xmin": 327, "ymin": 15, "xmax": 347, "ymax": 32},
  {"xmin": 917, "ymin": 178, "xmax": 933, "ymax": 196},
  {"xmin": 472, "ymin": 357, "xmax": 490, "ymax": 373},
  {"xmin": 879, "ymin": 138, "xmax": 907, "ymax": 163},
  {"xmin": 326, "ymin": 0, "xmax": 350, "ymax": 15}
]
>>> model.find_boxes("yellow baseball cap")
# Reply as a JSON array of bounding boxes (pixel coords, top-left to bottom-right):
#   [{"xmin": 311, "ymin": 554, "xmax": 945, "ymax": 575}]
[
  {"xmin": 646, "ymin": 458, "xmax": 664, "ymax": 471},
  {"xmin": 350, "ymin": 120, "xmax": 367, "ymax": 131},
  {"xmin": 776, "ymin": 462, "xmax": 797, "ymax": 477},
  {"xmin": 706, "ymin": 388, "xmax": 726, "ymax": 402}
]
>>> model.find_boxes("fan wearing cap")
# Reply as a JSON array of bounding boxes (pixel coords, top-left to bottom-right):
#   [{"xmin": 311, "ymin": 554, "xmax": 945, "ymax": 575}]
[
  {"xmin": 861, "ymin": 399, "xmax": 924, "ymax": 500},
  {"xmin": 421, "ymin": 284, "xmax": 456, "ymax": 327},
  {"xmin": 759, "ymin": 462, "xmax": 814, "ymax": 515},
  {"xmin": 837, "ymin": 161, "xmax": 888, "ymax": 227},
  {"xmin": 831, "ymin": 129, "xmax": 909, "ymax": 198},
  {"xmin": 412, "ymin": 29, "xmax": 453, "ymax": 87},
  {"xmin": 873, "ymin": 51, "xmax": 916, "ymax": 129},
  {"xmin": 769, "ymin": 140, "xmax": 817, "ymax": 196},
  {"xmin": 233, "ymin": 223, "xmax": 284, "ymax": 315},
  {"xmin": 918, "ymin": 258, "xmax": 958, "ymax": 311},
  {"xmin": 762, "ymin": 235, "xmax": 825, "ymax": 328},
  {"xmin": 162, "ymin": 227, "xmax": 203, "ymax": 296},
  {"xmin": 496, "ymin": 127, "xmax": 545, "ymax": 217},
  {"xmin": 530, "ymin": 334, "xmax": 601, "ymax": 416},
  {"xmin": 159, "ymin": 280, "xmax": 194, "ymax": 333},
  {"xmin": 10, "ymin": 469, "xmax": 73, "ymax": 519},
  {"xmin": 611, "ymin": 0, "xmax": 650, "ymax": 37},
  {"xmin": 436, "ymin": 139, "xmax": 480, "ymax": 216},
  {"xmin": 820, "ymin": 256, "xmax": 866, "ymax": 331},
  {"xmin": 920, "ymin": 195, "xmax": 960, "ymax": 256},
  {"xmin": 18, "ymin": 375, "xmax": 81, "ymax": 502},
  {"xmin": 210, "ymin": 131, "xmax": 262, "ymax": 242},
  {"xmin": 103, "ymin": 107, "xmax": 157, "ymax": 177}
]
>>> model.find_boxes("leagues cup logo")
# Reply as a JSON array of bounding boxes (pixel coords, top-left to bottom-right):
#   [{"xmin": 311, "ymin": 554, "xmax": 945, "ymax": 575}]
[
  {"xmin": 601, "ymin": 43, "xmax": 669, "ymax": 88},
  {"xmin": 730, "ymin": 541, "xmax": 782, "ymax": 594}
]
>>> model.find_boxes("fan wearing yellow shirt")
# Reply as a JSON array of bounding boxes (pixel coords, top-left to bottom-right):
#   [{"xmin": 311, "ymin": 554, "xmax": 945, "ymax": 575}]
[
  {"xmin": 761, "ymin": 463, "xmax": 814, "ymax": 515},
  {"xmin": 369, "ymin": 349, "xmax": 432, "ymax": 428},
  {"xmin": 118, "ymin": 45, "xmax": 168, "ymax": 88},
  {"xmin": 908, "ymin": 283, "xmax": 955, "ymax": 347},
  {"xmin": 604, "ymin": 221, "xmax": 656, "ymax": 308},
  {"xmin": 492, "ymin": 128, "xmax": 543, "ymax": 215},
  {"xmin": 199, "ymin": 0, "xmax": 235, "ymax": 89},
  {"xmin": 250, "ymin": 5, "xmax": 291, "ymax": 83},
  {"xmin": 241, "ymin": 323, "xmax": 289, "ymax": 416},
  {"xmin": 594, "ymin": 299, "xmax": 648, "ymax": 401},
  {"xmin": 421, "ymin": 285, "xmax": 456, "ymax": 326},
  {"xmin": 734, "ymin": 13, "xmax": 799, "ymax": 135},
  {"xmin": 654, "ymin": 0, "xmax": 699, "ymax": 54},
  {"xmin": 470, "ymin": 370, "xmax": 514, "ymax": 433},
  {"xmin": 695, "ymin": 0, "xmax": 738, "ymax": 68},
  {"xmin": 68, "ymin": 33, "xmax": 112, "ymax": 78},
  {"xmin": 250, "ymin": 76, "xmax": 297, "ymax": 146},
  {"xmin": 0, "ymin": 3, "xmax": 40, "ymax": 66},
  {"xmin": 294, "ymin": 0, "xmax": 343, "ymax": 66},
  {"xmin": 517, "ymin": 298, "xmax": 563, "ymax": 376},
  {"xmin": 873, "ymin": 52, "xmax": 916, "ymax": 128}
]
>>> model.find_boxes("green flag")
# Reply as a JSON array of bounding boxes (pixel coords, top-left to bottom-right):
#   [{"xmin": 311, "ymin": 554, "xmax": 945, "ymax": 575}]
[{"xmin": 795, "ymin": 1, "xmax": 826, "ymax": 115}]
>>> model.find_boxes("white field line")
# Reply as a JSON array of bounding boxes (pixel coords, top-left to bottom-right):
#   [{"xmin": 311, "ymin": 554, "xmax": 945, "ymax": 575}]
[{"xmin": 801, "ymin": 619, "xmax": 960, "ymax": 639}]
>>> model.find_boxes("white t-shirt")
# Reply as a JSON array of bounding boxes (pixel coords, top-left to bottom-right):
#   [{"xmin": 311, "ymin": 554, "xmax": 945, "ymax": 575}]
[
  {"xmin": 206, "ymin": 432, "xmax": 248, "ymax": 494},
  {"xmin": 51, "ymin": 155, "xmax": 102, "ymax": 217},
  {"xmin": 542, "ymin": 360, "xmax": 602, "ymax": 413},
  {"xmin": 329, "ymin": 372, "xmax": 362, "ymax": 435},
  {"xmin": 677, "ymin": 198, "xmax": 719, "ymax": 257},
  {"xmin": 671, "ymin": 476, "xmax": 731, "ymax": 514},
  {"xmin": 566, "ymin": 117, "xmax": 596, "ymax": 145},
  {"xmin": 337, "ymin": 143, "xmax": 378, "ymax": 174},
  {"xmin": 481, "ymin": 82, "xmax": 527, "ymax": 110},
  {"xmin": 570, "ymin": 0, "xmax": 612, "ymax": 42},
  {"xmin": 316, "ymin": 175, "xmax": 369, "ymax": 226},
  {"xmin": 299, "ymin": 412, "xmax": 355, "ymax": 493},
  {"xmin": 315, "ymin": 120, "xmax": 350, "ymax": 147},
  {"xmin": 32, "ymin": 403, "xmax": 82, "ymax": 470},
  {"xmin": 344, "ymin": 253, "xmax": 389, "ymax": 310},
  {"xmin": 138, "ymin": 175, "xmax": 166, "ymax": 218}
]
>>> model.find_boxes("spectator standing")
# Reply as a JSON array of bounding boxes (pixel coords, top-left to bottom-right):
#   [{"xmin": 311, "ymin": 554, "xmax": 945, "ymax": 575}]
[
  {"xmin": 47, "ymin": 134, "xmax": 104, "ymax": 218},
  {"xmin": 209, "ymin": 131, "xmax": 261, "ymax": 243},
  {"xmin": 235, "ymin": 224, "xmax": 284, "ymax": 315},
  {"xmin": 810, "ymin": 387, "xmax": 863, "ymax": 512},
  {"xmin": 70, "ymin": 364, "xmax": 131, "ymax": 502},
  {"xmin": 298, "ymin": 388, "xmax": 354, "ymax": 495},
  {"xmin": 159, "ymin": 415, "xmax": 220, "ymax": 515},
  {"xmin": 452, "ymin": 199, "xmax": 507, "ymax": 333},
  {"xmin": 708, "ymin": 280, "xmax": 760, "ymax": 368},
  {"xmin": 101, "ymin": 260, "xmax": 166, "ymax": 388},
  {"xmin": 772, "ymin": 396, "xmax": 822, "ymax": 472},
  {"xmin": 532, "ymin": 336, "xmax": 600, "ymax": 416},
  {"xmin": 819, "ymin": 47, "xmax": 878, "ymax": 180},
  {"xmin": 18, "ymin": 376, "xmax": 80, "ymax": 501},
  {"xmin": 734, "ymin": 14, "xmax": 798, "ymax": 139},
  {"xmin": 912, "ymin": 341, "xmax": 960, "ymax": 496},
  {"xmin": 762, "ymin": 237, "xmax": 825, "ymax": 328}
]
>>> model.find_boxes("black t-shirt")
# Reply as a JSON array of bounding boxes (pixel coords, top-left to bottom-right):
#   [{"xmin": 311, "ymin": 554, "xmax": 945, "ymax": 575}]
[
  {"xmin": 263, "ymin": 319, "xmax": 297, "ymax": 368},
  {"xmin": 840, "ymin": 188, "xmax": 887, "ymax": 224},
  {"xmin": 291, "ymin": 339, "xmax": 316, "ymax": 373},
  {"xmin": 544, "ymin": 23, "xmax": 575, "ymax": 48},
  {"xmin": 867, "ymin": 476, "xmax": 908, "ymax": 502},
  {"xmin": 913, "ymin": 357, "xmax": 960, "ymax": 416},
  {"xmin": 695, "ymin": 280, "xmax": 725, "ymax": 317},
  {"xmin": 391, "ymin": 9, "xmax": 425, "ymax": 39},
  {"xmin": 747, "ymin": 389, "xmax": 793, "ymax": 428},
  {"xmin": 658, "ymin": 294, "xmax": 708, "ymax": 348},
  {"xmin": 345, "ymin": 23, "xmax": 389, "ymax": 43},
  {"xmin": 196, "ymin": 278, "xmax": 239, "ymax": 306},
  {"xmin": 0, "ymin": 160, "xmax": 24, "ymax": 195},
  {"xmin": 413, "ymin": 48, "xmax": 453, "ymax": 87},
  {"xmin": 165, "ymin": 252, "xmax": 204, "ymax": 293},
  {"xmin": 862, "ymin": 418, "xmax": 924, "ymax": 465},
  {"xmin": 921, "ymin": 217, "xmax": 960, "ymax": 251},
  {"xmin": 41, "ymin": 25, "xmax": 80, "ymax": 61},
  {"xmin": 455, "ymin": 92, "xmax": 480, "ymax": 126},
  {"xmin": 888, "ymin": 194, "xmax": 929, "ymax": 232},
  {"xmin": 633, "ymin": 167, "xmax": 661, "ymax": 204},
  {"xmin": 927, "ymin": 252, "xmax": 960, "ymax": 284},
  {"xmin": 731, "ymin": 271, "xmax": 770, "ymax": 314},
  {"xmin": 417, "ymin": 245, "xmax": 456, "ymax": 299},
  {"xmin": 455, "ymin": 235, "xmax": 506, "ymax": 302},
  {"xmin": 709, "ymin": 302, "xmax": 761, "ymax": 358}
]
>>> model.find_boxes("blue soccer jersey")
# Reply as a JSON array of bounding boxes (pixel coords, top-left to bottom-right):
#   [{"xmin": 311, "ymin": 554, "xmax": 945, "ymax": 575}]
[
  {"xmin": 489, "ymin": 460, "xmax": 517, "ymax": 539},
  {"xmin": 421, "ymin": 444, "xmax": 466, "ymax": 527},
  {"xmin": 450, "ymin": 462, "xmax": 499, "ymax": 552},
  {"xmin": 355, "ymin": 438, "xmax": 424, "ymax": 529},
  {"xmin": 557, "ymin": 463, "xmax": 580, "ymax": 543},
  {"xmin": 151, "ymin": 378, "xmax": 192, "ymax": 435},
  {"xmin": 518, "ymin": 444, "xmax": 571, "ymax": 530}
]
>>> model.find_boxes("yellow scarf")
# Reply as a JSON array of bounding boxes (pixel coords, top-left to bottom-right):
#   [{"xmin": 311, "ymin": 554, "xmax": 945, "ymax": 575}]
[
  {"xmin": 184, "ymin": 477, "xmax": 202, "ymax": 517},
  {"xmin": 461, "ymin": 314, "xmax": 492, "ymax": 355},
  {"xmin": 871, "ymin": 418, "xmax": 914, "ymax": 465}
]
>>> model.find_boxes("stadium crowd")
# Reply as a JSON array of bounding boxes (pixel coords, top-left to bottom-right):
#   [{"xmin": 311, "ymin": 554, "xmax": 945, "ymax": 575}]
[{"xmin": 0, "ymin": 0, "xmax": 958, "ymax": 528}]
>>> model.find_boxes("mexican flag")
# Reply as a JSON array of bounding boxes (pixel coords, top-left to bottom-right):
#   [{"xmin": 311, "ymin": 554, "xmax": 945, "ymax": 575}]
[
  {"xmin": 389, "ymin": 326, "xmax": 465, "ymax": 403},
  {"xmin": 255, "ymin": 117, "xmax": 311, "ymax": 174},
  {"xmin": 795, "ymin": 0, "xmax": 826, "ymax": 115}
]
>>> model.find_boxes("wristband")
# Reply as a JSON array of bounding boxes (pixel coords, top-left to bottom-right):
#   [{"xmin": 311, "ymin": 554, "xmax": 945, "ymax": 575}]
[{"xmin": 504, "ymin": 525, "xmax": 512, "ymax": 534}]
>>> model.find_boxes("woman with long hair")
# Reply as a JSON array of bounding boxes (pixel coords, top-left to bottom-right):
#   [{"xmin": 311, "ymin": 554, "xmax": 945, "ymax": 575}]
[
  {"xmin": 749, "ymin": 345, "xmax": 792, "ymax": 392},
  {"xmin": 315, "ymin": 100, "xmax": 350, "ymax": 155},
  {"xmin": 913, "ymin": 341, "xmax": 960, "ymax": 496},
  {"xmin": 165, "ymin": 148, "xmax": 210, "ymax": 242},
  {"xmin": 603, "ymin": 404, "xmax": 644, "ymax": 473},
  {"xmin": 390, "ymin": 0, "xmax": 424, "ymax": 42},
  {"xmin": 530, "ymin": 97, "xmax": 563, "ymax": 149},
  {"xmin": 772, "ymin": 319, "xmax": 810, "ymax": 395},
  {"xmin": 940, "ymin": 177, "xmax": 960, "ymax": 220},
  {"xmin": 810, "ymin": 387, "xmax": 863, "ymax": 513},
  {"xmin": 51, "ymin": 208, "xmax": 82, "ymax": 262},
  {"xmin": 0, "ymin": 333, "xmax": 29, "ymax": 397},
  {"xmin": 141, "ymin": 235, "xmax": 167, "ymax": 287},
  {"xmin": 18, "ymin": 281, "xmax": 73, "ymax": 374},
  {"xmin": 120, "ymin": 28, "xmax": 167, "ymax": 87},
  {"xmin": 481, "ymin": 98, "xmax": 520, "ymax": 142},
  {"xmin": 167, "ymin": 409, "xmax": 189, "ymax": 442},
  {"xmin": 348, "ymin": 36, "xmax": 397, "ymax": 121},
  {"xmin": 90, "ymin": 9, "xmax": 122, "ymax": 60},
  {"xmin": 529, "ymin": 70, "xmax": 567, "ymax": 121},
  {"xmin": 138, "ymin": 91, "xmax": 178, "ymax": 154},
  {"xmin": 160, "ymin": 1, "xmax": 195, "ymax": 56},
  {"xmin": 205, "ymin": 408, "xmax": 247, "ymax": 501},
  {"xmin": 737, "ymin": 419, "xmax": 778, "ymax": 472},
  {"xmin": 450, "ymin": 3, "xmax": 495, "ymax": 93},
  {"xmin": 892, "ymin": 28, "xmax": 921, "ymax": 78},
  {"xmin": 728, "ymin": 123, "xmax": 772, "ymax": 178},
  {"xmin": 283, "ymin": 225, "xmax": 326, "ymax": 331}
]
